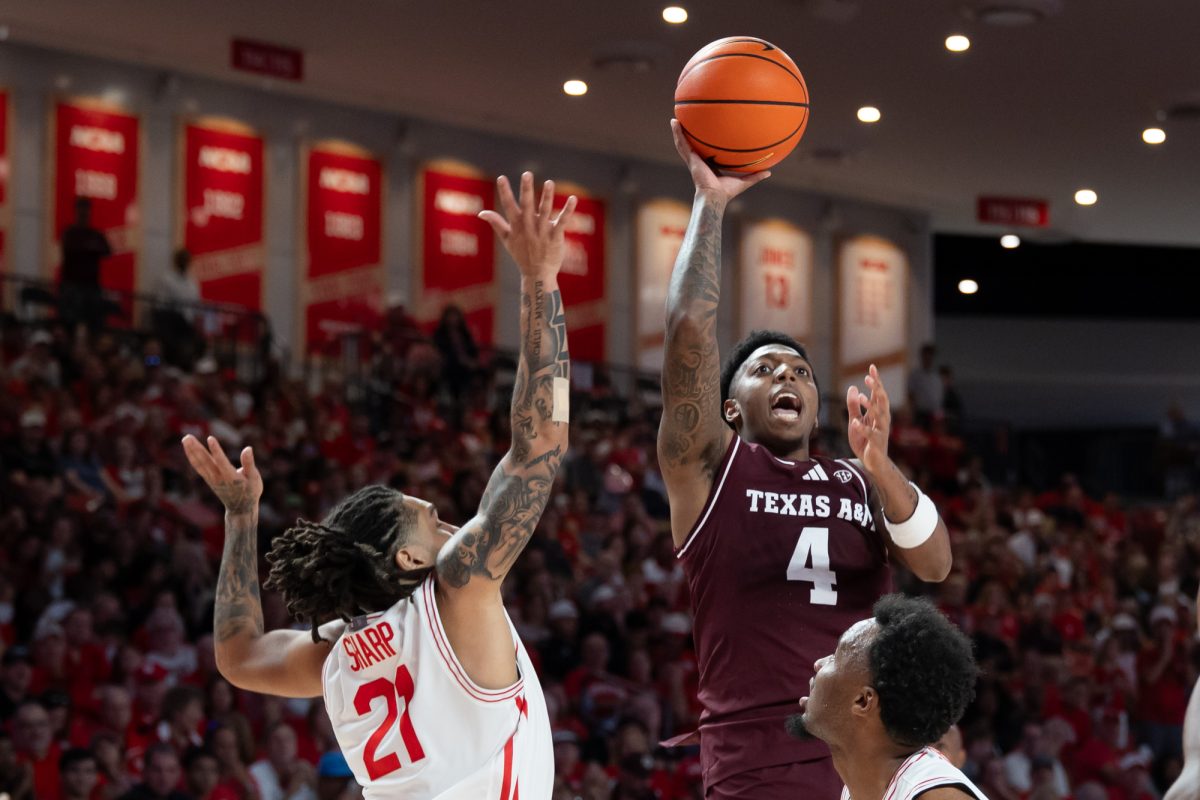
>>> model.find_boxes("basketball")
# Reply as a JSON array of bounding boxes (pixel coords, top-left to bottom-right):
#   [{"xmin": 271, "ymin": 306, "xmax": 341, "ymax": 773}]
[{"xmin": 674, "ymin": 36, "xmax": 809, "ymax": 173}]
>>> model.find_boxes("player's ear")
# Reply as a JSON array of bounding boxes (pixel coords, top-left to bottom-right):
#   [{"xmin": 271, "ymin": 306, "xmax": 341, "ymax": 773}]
[
  {"xmin": 852, "ymin": 684, "xmax": 877, "ymax": 719},
  {"xmin": 723, "ymin": 399, "xmax": 740, "ymax": 426},
  {"xmin": 395, "ymin": 544, "xmax": 431, "ymax": 572}
]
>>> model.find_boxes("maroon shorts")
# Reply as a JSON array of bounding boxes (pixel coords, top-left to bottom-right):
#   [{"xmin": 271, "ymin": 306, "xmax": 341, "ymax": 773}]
[{"xmin": 706, "ymin": 758, "xmax": 843, "ymax": 800}]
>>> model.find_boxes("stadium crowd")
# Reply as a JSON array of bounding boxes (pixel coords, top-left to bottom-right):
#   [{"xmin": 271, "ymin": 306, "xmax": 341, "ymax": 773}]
[{"xmin": 0, "ymin": 305, "xmax": 1197, "ymax": 800}]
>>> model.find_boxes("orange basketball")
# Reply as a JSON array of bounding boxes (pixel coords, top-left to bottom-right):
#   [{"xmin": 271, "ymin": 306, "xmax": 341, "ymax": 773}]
[{"xmin": 674, "ymin": 36, "xmax": 810, "ymax": 173}]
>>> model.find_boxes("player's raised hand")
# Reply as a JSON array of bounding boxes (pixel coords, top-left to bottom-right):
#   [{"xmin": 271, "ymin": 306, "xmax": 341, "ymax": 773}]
[
  {"xmin": 479, "ymin": 172, "xmax": 577, "ymax": 278},
  {"xmin": 846, "ymin": 364, "xmax": 893, "ymax": 475},
  {"xmin": 182, "ymin": 434, "xmax": 262, "ymax": 515},
  {"xmin": 671, "ymin": 118, "xmax": 770, "ymax": 203}
]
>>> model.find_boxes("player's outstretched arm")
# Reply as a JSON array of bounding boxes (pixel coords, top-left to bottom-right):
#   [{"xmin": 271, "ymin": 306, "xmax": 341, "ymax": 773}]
[
  {"xmin": 846, "ymin": 366, "xmax": 953, "ymax": 582},
  {"xmin": 1164, "ymin": 586, "xmax": 1200, "ymax": 800},
  {"xmin": 182, "ymin": 435, "xmax": 339, "ymax": 698},
  {"xmin": 432, "ymin": 173, "xmax": 573, "ymax": 688},
  {"xmin": 658, "ymin": 120, "xmax": 769, "ymax": 545}
]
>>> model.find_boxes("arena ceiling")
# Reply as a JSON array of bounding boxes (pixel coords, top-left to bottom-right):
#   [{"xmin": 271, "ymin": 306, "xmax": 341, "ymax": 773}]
[{"xmin": 3, "ymin": 0, "xmax": 1199, "ymax": 246}]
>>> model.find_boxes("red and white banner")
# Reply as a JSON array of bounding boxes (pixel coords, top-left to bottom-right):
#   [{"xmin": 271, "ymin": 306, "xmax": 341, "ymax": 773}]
[
  {"xmin": 836, "ymin": 235, "xmax": 909, "ymax": 398},
  {"xmin": 635, "ymin": 198, "xmax": 690, "ymax": 371},
  {"xmin": 555, "ymin": 189, "xmax": 606, "ymax": 362},
  {"xmin": 51, "ymin": 100, "xmax": 140, "ymax": 294},
  {"xmin": 738, "ymin": 218, "xmax": 813, "ymax": 341},
  {"xmin": 417, "ymin": 163, "xmax": 495, "ymax": 345},
  {"xmin": 0, "ymin": 89, "xmax": 10, "ymax": 278},
  {"xmin": 302, "ymin": 142, "xmax": 384, "ymax": 353},
  {"xmin": 180, "ymin": 120, "xmax": 265, "ymax": 309}
]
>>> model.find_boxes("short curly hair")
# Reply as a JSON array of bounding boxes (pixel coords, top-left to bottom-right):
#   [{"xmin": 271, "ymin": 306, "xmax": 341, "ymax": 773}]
[
  {"xmin": 868, "ymin": 595, "xmax": 977, "ymax": 749},
  {"xmin": 719, "ymin": 330, "xmax": 820, "ymax": 427}
]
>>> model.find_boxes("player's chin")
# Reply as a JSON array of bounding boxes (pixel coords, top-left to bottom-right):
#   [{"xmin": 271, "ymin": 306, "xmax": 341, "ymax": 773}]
[{"xmin": 784, "ymin": 709, "xmax": 815, "ymax": 741}]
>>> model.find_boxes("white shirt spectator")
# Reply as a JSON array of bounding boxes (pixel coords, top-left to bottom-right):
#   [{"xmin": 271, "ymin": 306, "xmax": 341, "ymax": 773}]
[{"xmin": 250, "ymin": 759, "xmax": 318, "ymax": 800}]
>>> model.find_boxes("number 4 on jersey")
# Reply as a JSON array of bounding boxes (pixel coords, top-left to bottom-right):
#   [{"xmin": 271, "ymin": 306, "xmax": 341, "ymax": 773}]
[{"xmin": 787, "ymin": 526, "xmax": 838, "ymax": 605}]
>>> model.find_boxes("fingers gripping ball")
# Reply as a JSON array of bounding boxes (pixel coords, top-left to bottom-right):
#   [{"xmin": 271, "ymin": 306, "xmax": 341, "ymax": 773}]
[{"xmin": 674, "ymin": 36, "xmax": 810, "ymax": 173}]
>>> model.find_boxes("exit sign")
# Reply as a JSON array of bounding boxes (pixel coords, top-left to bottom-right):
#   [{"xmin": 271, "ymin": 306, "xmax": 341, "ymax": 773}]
[
  {"xmin": 976, "ymin": 196, "xmax": 1049, "ymax": 228},
  {"xmin": 231, "ymin": 38, "xmax": 304, "ymax": 81}
]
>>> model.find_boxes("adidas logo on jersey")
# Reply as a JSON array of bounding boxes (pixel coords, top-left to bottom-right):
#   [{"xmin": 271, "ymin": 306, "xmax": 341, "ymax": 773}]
[{"xmin": 802, "ymin": 464, "xmax": 829, "ymax": 481}]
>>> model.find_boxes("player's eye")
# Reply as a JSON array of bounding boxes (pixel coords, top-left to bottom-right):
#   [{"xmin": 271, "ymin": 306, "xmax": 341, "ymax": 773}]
[
  {"xmin": 797, "ymin": 367, "xmax": 808, "ymax": 376},
  {"xmin": 756, "ymin": 364, "xmax": 770, "ymax": 374}
]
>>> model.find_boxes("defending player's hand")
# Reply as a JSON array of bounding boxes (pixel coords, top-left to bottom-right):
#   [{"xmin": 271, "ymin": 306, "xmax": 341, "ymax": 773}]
[
  {"xmin": 182, "ymin": 434, "xmax": 262, "ymax": 515},
  {"xmin": 846, "ymin": 364, "xmax": 893, "ymax": 476},
  {"xmin": 671, "ymin": 118, "xmax": 770, "ymax": 202},
  {"xmin": 478, "ymin": 171, "xmax": 576, "ymax": 278}
]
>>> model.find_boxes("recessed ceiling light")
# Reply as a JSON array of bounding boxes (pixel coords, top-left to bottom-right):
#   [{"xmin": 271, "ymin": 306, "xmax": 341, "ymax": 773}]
[
  {"xmin": 1000, "ymin": 234, "xmax": 1020, "ymax": 249},
  {"xmin": 1142, "ymin": 127, "xmax": 1166, "ymax": 145},
  {"xmin": 958, "ymin": 279, "xmax": 979, "ymax": 295},
  {"xmin": 662, "ymin": 6, "xmax": 688, "ymax": 23},
  {"xmin": 563, "ymin": 79, "xmax": 588, "ymax": 96},
  {"xmin": 945, "ymin": 34, "xmax": 971, "ymax": 52},
  {"xmin": 857, "ymin": 106, "xmax": 881, "ymax": 123},
  {"xmin": 1074, "ymin": 188, "xmax": 1098, "ymax": 206}
]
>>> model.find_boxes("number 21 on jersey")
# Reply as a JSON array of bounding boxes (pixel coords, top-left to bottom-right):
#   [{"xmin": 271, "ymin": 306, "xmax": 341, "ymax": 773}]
[
  {"xmin": 355, "ymin": 664, "xmax": 426, "ymax": 780},
  {"xmin": 787, "ymin": 526, "xmax": 838, "ymax": 605}
]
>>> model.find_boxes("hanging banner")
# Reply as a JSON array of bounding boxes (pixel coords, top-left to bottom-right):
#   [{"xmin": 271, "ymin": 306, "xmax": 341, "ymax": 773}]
[
  {"xmin": 554, "ymin": 188, "xmax": 606, "ymax": 362},
  {"xmin": 301, "ymin": 141, "xmax": 384, "ymax": 353},
  {"xmin": 0, "ymin": 89, "xmax": 10, "ymax": 280},
  {"xmin": 737, "ymin": 218, "xmax": 813, "ymax": 342},
  {"xmin": 634, "ymin": 198, "xmax": 690, "ymax": 372},
  {"xmin": 50, "ymin": 99, "xmax": 140, "ymax": 295},
  {"xmin": 416, "ymin": 161, "xmax": 495, "ymax": 345},
  {"xmin": 179, "ymin": 118, "xmax": 265, "ymax": 309},
  {"xmin": 836, "ymin": 235, "xmax": 909, "ymax": 398}
]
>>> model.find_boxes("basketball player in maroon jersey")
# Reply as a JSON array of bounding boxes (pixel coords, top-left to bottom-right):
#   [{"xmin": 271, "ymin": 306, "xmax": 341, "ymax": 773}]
[{"xmin": 657, "ymin": 119, "xmax": 953, "ymax": 800}]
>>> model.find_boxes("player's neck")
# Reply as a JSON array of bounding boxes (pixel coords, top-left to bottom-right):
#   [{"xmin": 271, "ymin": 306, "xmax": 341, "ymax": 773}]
[
  {"xmin": 742, "ymin": 431, "xmax": 811, "ymax": 461},
  {"xmin": 832, "ymin": 740, "xmax": 914, "ymax": 800}
]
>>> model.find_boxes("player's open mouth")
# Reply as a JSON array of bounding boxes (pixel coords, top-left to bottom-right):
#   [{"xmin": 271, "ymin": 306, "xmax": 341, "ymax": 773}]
[{"xmin": 771, "ymin": 391, "xmax": 802, "ymax": 421}]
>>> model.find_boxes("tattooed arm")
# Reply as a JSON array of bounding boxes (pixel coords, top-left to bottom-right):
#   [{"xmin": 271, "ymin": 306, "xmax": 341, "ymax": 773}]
[
  {"xmin": 659, "ymin": 120, "xmax": 770, "ymax": 546},
  {"xmin": 182, "ymin": 435, "xmax": 342, "ymax": 697},
  {"xmin": 434, "ymin": 173, "xmax": 574, "ymax": 689}
]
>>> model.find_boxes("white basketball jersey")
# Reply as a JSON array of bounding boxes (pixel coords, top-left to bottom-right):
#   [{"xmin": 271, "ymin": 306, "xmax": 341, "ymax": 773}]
[
  {"xmin": 323, "ymin": 574, "xmax": 552, "ymax": 800},
  {"xmin": 840, "ymin": 747, "xmax": 989, "ymax": 800}
]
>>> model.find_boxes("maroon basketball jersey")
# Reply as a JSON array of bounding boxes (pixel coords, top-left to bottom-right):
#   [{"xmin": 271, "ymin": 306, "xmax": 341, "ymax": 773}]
[{"xmin": 676, "ymin": 435, "xmax": 892, "ymax": 789}]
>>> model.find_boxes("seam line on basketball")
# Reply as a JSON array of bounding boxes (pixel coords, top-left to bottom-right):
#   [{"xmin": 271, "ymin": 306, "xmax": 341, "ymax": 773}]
[
  {"xmin": 675, "ymin": 99, "xmax": 810, "ymax": 107},
  {"xmin": 677, "ymin": 119, "xmax": 807, "ymax": 154},
  {"xmin": 678, "ymin": 52, "xmax": 808, "ymax": 102}
]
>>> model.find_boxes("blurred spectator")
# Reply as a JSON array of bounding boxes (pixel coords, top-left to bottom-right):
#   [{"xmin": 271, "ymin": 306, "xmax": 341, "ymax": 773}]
[
  {"xmin": 182, "ymin": 746, "xmax": 224, "ymax": 800},
  {"xmin": 121, "ymin": 742, "xmax": 189, "ymax": 800},
  {"xmin": 60, "ymin": 747, "xmax": 101, "ymax": 800},
  {"xmin": 432, "ymin": 305, "xmax": 481, "ymax": 400},
  {"xmin": 153, "ymin": 249, "xmax": 203, "ymax": 369},
  {"xmin": 14, "ymin": 699, "xmax": 62, "ymax": 797},
  {"xmin": 315, "ymin": 751, "xmax": 357, "ymax": 800},
  {"xmin": 941, "ymin": 364, "xmax": 964, "ymax": 430},
  {"xmin": 0, "ymin": 645, "xmax": 33, "ymax": 722},
  {"xmin": 0, "ymin": 729, "xmax": 34, "ymax": 800},
  {"xmin": 59, "ymin": 197, "xmax": 113, "ymax": 333},
  {"xmin": 249, "ymin": 722, "xmax": 316, "ymax": 800},
  {"xmin": 908, "ymin": 343, "xmax": 943, "ymax": 425}
]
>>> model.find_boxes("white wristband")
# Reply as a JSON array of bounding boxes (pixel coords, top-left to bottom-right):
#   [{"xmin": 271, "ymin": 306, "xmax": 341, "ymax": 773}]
[{"xmin": 883, "ymin": 482, "xmax": 938, "ymax": 549}]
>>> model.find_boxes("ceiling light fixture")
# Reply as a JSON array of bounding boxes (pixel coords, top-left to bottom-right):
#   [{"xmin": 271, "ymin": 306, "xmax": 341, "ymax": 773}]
[
  {"xmin": 1142, "ymin": 127, "xmax": 1166, "ymax": 145},
  {"xmin": 1074, "ymin": 188, "xmax": 1098, "ymax": 206},
  {"xmin": 563, "ymin": 80, "xmax": 588, "ymax": 96},
  {"xmin": 945, "ymin": 34, "xmax": 971, "ymax": 52},
  {"xmin": 1000, "ymin": 234, "xmax": 1020, "ymax": 249},
  {"xmin": 857, "ymin": 105, "xmax": 881, "ymax": 123},
  {"xmin": 662, "ymin": 6, "xmax": 688, "ymax": 23},
  {"xmin": 958, "ymin": 279, "xmax": 979, "ymax": 295}
]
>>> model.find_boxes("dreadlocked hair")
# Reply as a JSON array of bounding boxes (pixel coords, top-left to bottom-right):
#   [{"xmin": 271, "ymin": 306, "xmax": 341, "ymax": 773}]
[{"xmin": 265, "ymin": 485, "xmax": 430, "ymax": 643}]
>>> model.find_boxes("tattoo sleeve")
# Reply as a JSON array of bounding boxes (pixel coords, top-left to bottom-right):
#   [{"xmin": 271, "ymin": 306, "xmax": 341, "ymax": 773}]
[
  {"xmin": 214, "ymin": 510, "xmax": 264, "ymax": 647},
  {"xmin": 658, "ymin": 195, "xmax": 728, "ymax": 475},
  {"xmin": 439, "ymin": 275, "xmax": 569, "ymax": 588}
]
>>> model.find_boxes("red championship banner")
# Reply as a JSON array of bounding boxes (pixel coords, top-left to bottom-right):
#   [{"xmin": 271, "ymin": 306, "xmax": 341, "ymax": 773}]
[
  {"xmin": 835, "ymin": 235, "xmax": 910, "ymax": 400},
  {"xmin": 50, "ymin": 99, "xmax": 140, "ymax": 294},
  {"xmin": 0, "ymin": 89, "xmax": 10, "ymax": 280},
  {"xmin": 301, "ymin": 141, "xmax": 384, "ymax": 353},
  {"xmin": 416, "ymin": 161, "xmax": 495, "ymax": 345},
  {"xmin": 555, "ymin": 187, "xmax": 606, "ymax": 362},
  {"xmin": 179, "ymin": 118, "xmax": 265, "ymax": 309}
]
